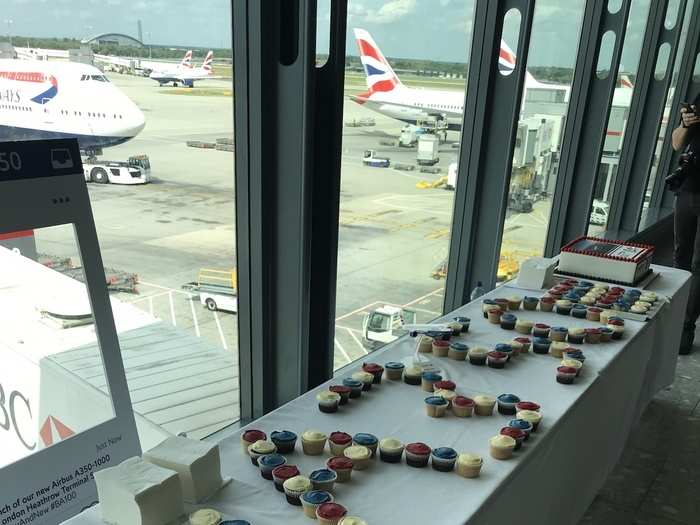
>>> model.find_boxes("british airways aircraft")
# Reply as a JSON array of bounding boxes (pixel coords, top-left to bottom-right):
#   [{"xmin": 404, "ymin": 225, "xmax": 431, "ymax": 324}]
[
  {"xmin": 0, "ymin": 59, "xmax": 145, "ymax": 153},
  {"xmin": 149, "ymin": 51, "xmax": 216, "ymax": 87}
]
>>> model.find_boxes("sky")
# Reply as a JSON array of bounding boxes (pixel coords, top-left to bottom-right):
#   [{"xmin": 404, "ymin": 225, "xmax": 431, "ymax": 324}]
[{"xmin": 2, "ymin": 0, "xmax": 661, "ymax": 70}]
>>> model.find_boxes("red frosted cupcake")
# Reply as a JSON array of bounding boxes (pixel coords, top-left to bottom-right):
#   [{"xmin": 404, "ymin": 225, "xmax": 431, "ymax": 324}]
[
  {"xmin": 272, "ymin": 464, "xmax": 300, "ymax": 492},
  {"xmin": 515, "ymin": 401, "xmax": 540, "ymax": 412},
  {"xmin": 362, "ymin": 362, "xmax": 384, "ymax": 384},
  {"xmin": 557, "ymin": 366, "xmax": 577, "ymax": 385},
  {"xmin": 328, "ymin": 431, "xmax": 353, "ymax": 456},
  {"xmin": 500, "ymin": 427, "xmax": 526, "ymax": 450},
  {"xmin": 241, "ymin": 429, "xmax": 266, "ymax": 453},
  {"xmin": 452, "ymin": 396, "xmax": 475, "ymax": 417},
  {"xmin": 326, "ymin": 456, "xmax": 354, "ymax": 482},
  {"xmin": 433, "ymin": 380, "xmax": 456, "ymax": 391},
  {"xmin": 316, "ymin": 502, "xmax": 348, "ymax": 525},
  {"xmin": 405, "ymin": 442, "xmax": 431, "ymax": 468},
  {"xmin": 329, "ymin": 385, "xmax": 352, "ymax": 405}
]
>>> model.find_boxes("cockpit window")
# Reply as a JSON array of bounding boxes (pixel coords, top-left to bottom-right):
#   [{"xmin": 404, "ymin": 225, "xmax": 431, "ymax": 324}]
[{"xmin": 91, "ymin": 75, "xmax": 109, "ymax": 82}]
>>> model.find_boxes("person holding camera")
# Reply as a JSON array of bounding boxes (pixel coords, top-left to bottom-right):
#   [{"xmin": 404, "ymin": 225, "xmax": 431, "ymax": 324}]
[{"xmin": 671, "ymin": 95, "xmax": 700, "ymax": 354}]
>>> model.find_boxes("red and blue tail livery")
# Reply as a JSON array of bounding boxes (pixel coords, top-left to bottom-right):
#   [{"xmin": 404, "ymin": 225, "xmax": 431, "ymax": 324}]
[
  {"xmin": 0, "ymin": 71, "xmax": 58, "ymax": 104},
  {"xmin": 354, "ymin": 28, "xmax": 403, "ymax": 95}
]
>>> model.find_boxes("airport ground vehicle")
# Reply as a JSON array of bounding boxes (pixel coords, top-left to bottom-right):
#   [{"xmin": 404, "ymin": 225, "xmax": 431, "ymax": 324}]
[
  {"xmin": 447, "ymin": 160, "xmax": 458, "ymax": 189},
  {"xmin": 182, "ymin": 268, "xmax": 238, "ymax": 313},
  {"xmin": 362, "ymin": 149, "xmax": 391, "ymax": 168},
  {"xmin": 362, "ymin": 305, "xmax": 417, "ymax": 349},
  {"xmin": 83, "ymin": 154, "xmax": 151, "ymax": 185},
  {"xmin": 589, "ymin": 199, "xmax": 610, "ymax": 226},
  {"xmin": 416, "ymin": 135, "xmax": 440, "ymax": 166}
]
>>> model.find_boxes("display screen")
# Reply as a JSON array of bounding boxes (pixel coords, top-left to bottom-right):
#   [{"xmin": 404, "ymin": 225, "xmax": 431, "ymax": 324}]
[{"xmin": 0, "ymin": 225, "xmax": 115, "ymax": 468}]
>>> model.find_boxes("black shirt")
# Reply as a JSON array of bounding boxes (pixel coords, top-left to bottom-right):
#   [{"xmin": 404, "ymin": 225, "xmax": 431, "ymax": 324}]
[{"xmin": 680, "ymin": 94, "xmax": 700, "ymax": 193}]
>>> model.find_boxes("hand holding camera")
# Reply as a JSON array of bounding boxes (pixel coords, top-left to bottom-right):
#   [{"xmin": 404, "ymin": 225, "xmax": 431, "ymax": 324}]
[{"xmin": 681, "ymin": 103, "xmax": 700, "ymax": 128}]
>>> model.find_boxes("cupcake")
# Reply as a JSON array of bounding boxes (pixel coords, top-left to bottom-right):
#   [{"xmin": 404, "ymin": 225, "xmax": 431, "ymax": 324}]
[
  {"xmin": 310, "ymin": 468, "xmax": 338, "ymax": 491},
  {"xmin": 270, "ymin": 430, "xmax": 297, "ymax": 453},
  {"xmin": 486, "ymin": 306, "xmax": 503, "ymax": 324},
  {"xmin": 361, "ymin": 362, "xmax": 384, "ymax": 384},
  {"xmin": 329, "ymin": 385, "xmax": 352, "ymax": 405},
  {"xmin": 417, "ymin": 335, "xmax": 434, "ymax": 353},
  {"xmin": 447, "ymin": 319, "xmax": 464, "ymax": 336},
  {"xmin": 241, "ymin": 429, "xmax": 266, "ymax": 453},
  {"xmin": 456, "ymin": 453, "xmax": 483, "ymax": 478},
  {"xmin": 247, "ymin": 440, "xmax": 277, "ymax": 466},
  {"xmin": 523, "ymin": 296, "xmax": 539, "ymax": 311},
  {"xmin": 517, "ymin": 409, "xmax": 543, "ymax": 431},
  {"xmin": 500, "ymin": 313, "xmax": 517, "ymax": 330},
  {"xmin": 343, "ymin": 445, "xmax": 371, "ymax": 470},
  {"xmin": 342, "ymin": 378, "xmax": 363, "ymax": 398},
  {"xmin": 515, "ymin": 319, "xmax": 533, "ymax": 335},
  {"xmin": 608, "ymin": 321, "xmax": 625, "ymax": 340},
  {"xmin": 452, "ymin": 396, "xmax": 475, "ymax": 417},
  {"xmin": 585, "ymin": 328, "xmax": 602, "ymax": 344},
  {"xmin": 338, "ymin": 518, "xmax": 368, "ymax": 525},
  {"xmin": 513, "ymin": 337, "xmax": 531, "ymax": 353},
  {"xmin": 550, "ymin": 326, "xmax": 568, "ymax": 342},
  {"xmin": 532, "ymin": 337, "xmax": 551, "ymax": 355},
  {"xmin": 550, "ymin": 341, "xmax": 568, "ymax": 359},
  {"xmin": 482, "ymin": 299, "xmax": 498, "ymax": 318},
  {"xmin": 326, "ymin": 456, "xmax": 353, "ymax": 482},
  {"xmin": 328, "ymin": 431, "xmax": 353, "ymax": 456},
  {"xmin": 189, "ymin": 509, "xmax": 221, "ymax": 525},
  {"xmin": 352, "ymin": 371, "xmax": 374, "ymax": 391},
  {"xmin": 431, "ymin": 447, "xmax": 458, "ymax": 472},
  {"xmin": 453, "ymin": 316, "xmax": 471, "ymax": 333},
  {"xmin": 564, "ymin": 292, "xmax": 580, "ymax": 303},
  {"xmin": 378, "ymin": 438, "xmax": 404, "ymax": 463},
  {"xmin": 405, "ymin": 442, "xmax": 432, "ymax": 468},
  {"xmin": 631, "ymin": 304, "xmax": 648, "ymax": 314},
  {"xmin": 487, "ymin": 350, "xmax": 508, "ymax": 369},
  {"xmin": 555, "ymin": 300, "xmax": 573, "ymax": 315},
  {"xmin": 258, "ymin": 453, "xmax": 287, "ymax": 480},
  {"xmin": 432, "ymin": 339, "xmax": 450, "ymax": 357},
  {"xmin": 282, "ymin": 475, "xmax": 311, "ymax": 506},
  {"xmin": 468, "ymin": 346, "xmax": 489, "ymax": 365},
  {"xmin": 557, "ymin": 365, "xmax": 577, "ymax": 385},
  {"xmin": 425, "ymin": 395, "xmax": 449, "ymax": 417},
  {"xmin": 571, "ymin": 304, "xmax": 588, "ymax": 319},
  {"xmin": 516, "ymin": 401, "xmax": 540, "ymax": 412},
  {"xmin": 352, "ymin": 433, "xmax": 378, "ymax": 456},
  {"xmin": 564, "ymin": 348, "xmax": 586, "ymax": 363},
  {"xmin": 539, "ymin": 296, "xmax": 555, "ymax": 312},
  {"xmin": 533, "ymin": 323, "xmax": 550, "ymax": 338},
  {"xmin": 301, "ymin": 491, "xmax": 334, "ymax": 519},
  {"xmin": 384, "ymin": 361, "xmax": 405, "ymax": 380},
  {"xmin": 494, "ymin": 298, "xmax": 510, "ymax": 311},
  {"xmin": 301, "ymin": 430, "xmax": 327, "ymax": 455},
  {"xmin": 497, "ymin": 393, "xmax": 521, "ymax": 415},
  {"xmin": 434, "ymin": 380, "xmax": 456, "ymax": 391},
  {"xmin": 599, "ymin": 327, "xmax": 614, "ymax": 342},
  {"xmin": 403, "ymin": 366, "xmax": 423, "ymax": 385},
  {"xmin": 509, "ymin": 339, "xmax": 524, "ymax": 356},
  {"xmin": 489, "ymin": 435, "xmax": 516, "ymax": 460},
  {"xmin": 272, "ymin": 464, "xmax": 300, "ymax": 492},
  {"xmin": 561, "ymin": 358, "xmax": 583, "ymax": 376},
  {"xmin": 586, "ymin": 307, "xmax": 602, "ymax": 322},
  {"xmin": 508, "ymin": 418, "xmax": 534, "ymax": 439},
  {"xmin": 317, "ymin": 391, "xmax": 341, "ymax": 413},
  {"xmin": 435, "ymin": 389, "xmax": 457, "ymax": 406},
  {"xmin": 580, "ymin": 295, "xmax": 596, "ymax": 306},
  {"xmin": 474, "ymin": 394, "xmax": 496, "ymax": 416},
  {"xmin": 316, "ymin": 503, "xmax": 347, "ymax": 525},
  {"xmin": 567, "ymin": 327, "xmax": 585, "ymax": 344},
  {"xmin": 500, "ymin": 427, "xmax": 526, "ymax": 450},
  {"xmin": 421, "ymin": 371, "xmax": 442, "ymax": 392},
  {"xmin": 448, "ymin": 342, "xmax": 469, "ymax": 360},
  {"xmin": 505, "ymin": 296, "xmax": 521, "ymax": 310}
]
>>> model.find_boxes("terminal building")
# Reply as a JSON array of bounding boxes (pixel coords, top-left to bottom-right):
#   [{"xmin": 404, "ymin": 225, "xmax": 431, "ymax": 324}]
[{"xmin": 0, "ymin": 1, "xmax": 699, "ymax": 525}]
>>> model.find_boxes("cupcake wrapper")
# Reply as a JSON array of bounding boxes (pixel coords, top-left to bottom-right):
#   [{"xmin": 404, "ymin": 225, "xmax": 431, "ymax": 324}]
[
  {"xmin": 273, "ymin": 442, "xmax": 296, "ymax": 454},
  {"xmin": 490, "ymin": 446, "xmax": 514, "ymax": 460},
  {"xmin": 311, "ymin": 480, "xmax": 335, "ymax": 491},
  {"xmin": 457, "ymin": 464, "xmax": 482, "ymax": 478},
  {"xmin": 405, "ymin": 455, "xmax": 429, "ymax": 468},
  {"xmin": 348, "ymin": 389, "xmax": 362, "ymax": 398},
  {"xmin": 379, "ymin": 450, "xmax": 403, "ymax": 463},
  {"xmin": 487, "ymin": 361, "xmax": 505, "ymax": 369},
  {"xmin": 431, "ymin": 459, "xmax": 456, "ymax": 472},
  {"xmin": 386, "ymin": 370, "xmax": 404, "ymax": 380},
  {"xmin": 432, "ymin": 348, "xmax": 449, "ymax": 357},
  {"xmin": 448, "ymin": 350, "xmax": 467, "ymax": 361},
  {"xmin": 285, "ymin": 494, "xmax": 303, "ymax": 506},
  {"xmin": 361, "ymin": 382, "xmax": 372, "ymax": 391},
  {"xmin": 469, "ymin": 356, "xmax": 487, "ymax": 365},
  {"xmin": 302, "ymin": 441, "xmax": 327, "ymax": 455},
  {"xmin": 331, "ymin": 468, "xmax": 352, "ymax": 482},
  {"xmin": 497, "ymin": 405, "xmax": 517, "ymax": 415},
  {"xmin": 404, "ymin": 375, "xmax": 421, "ymax": 385},
  {"xmin": 319, "ymin": 404, "xmax": 339, "ymax": 414}
]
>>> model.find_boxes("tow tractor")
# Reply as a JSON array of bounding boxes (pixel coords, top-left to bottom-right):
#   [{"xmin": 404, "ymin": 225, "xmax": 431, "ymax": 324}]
[
  {"xmin": 362, "ymin": 305, "xmax": 416, "ymax": 349},
  {"xmin": 82, "ymin": 151, "xmax": 151, "ymax": 185},
  {"xmin": 182, "ymin": 268, "xmax": 238, "ymax": 313},
  {"xmin": 362, "ymin": 149, "xmax": 391, "ymax": 168}
]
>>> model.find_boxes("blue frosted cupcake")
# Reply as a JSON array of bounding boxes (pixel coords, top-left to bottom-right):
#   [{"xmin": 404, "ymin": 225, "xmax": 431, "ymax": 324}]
[
  {"xmin": 508, "ymin": 418, "xmax": 534, "ymax": 439},
  {"xmin": 221, "ymin": 521, "xmax": 252, "ymax": 525},
  {"xmin": 421, "ymin": 371, "xmax": 442, "ymax": 392},
  {"xmin": 599, "ymin": 327, "xmax": 614, "ymax": 342},
  {"xmin": 300, "ymin": 490, "xmax": 334, "ymax": 519},
  {"xmin": 384, "ymin": 361, "xmax": 405, "ymax": 380},
  {"xmin": 500, "ymin": 313, "xmax": 517, "ymax": 330},
  {"xmin": 342, "ymin": 378, "xmax": 363, "ymax": 398},
  {"xmin": 352, "ymin": 433, "xmax": 379, "ymax": 457},
  {"xmin": 497, "ymin": 393, "xmax": 521, "ymax": 415},
  {"xmin": 258, "ymin": 454, "xmax": 287, "ymax": 480},
  {"xmin": 550, "ymin": 326, "xmax": 568, "ymax": 342},
  {"xmin": 523, "ymin": 296, "xmax": 539, "ymax": 311},
  {"xmin": 532, "ymin": 337, "xmax": 551, "ymax": 354},
  {"xmin": 495, "ymin": 343, "xmax": 514, "ymax": 360},
  {"xmin": 571, "ymin": 304, "xmax": 588, "ymax": 319},
  {"xmin": 270, "ymin": 430, "xmax": 297, "ymax": 453},
  {"xmin": 563, "ymin": 292, "xmax": 580, "ymax": 303},
  {"xmin": 309, "ymin": 468, "xmax": 338, "ymax": 491},
  {"xmin": 454, "ymin": 316, "xmax": 471, "ymax": 333},
  {"xmin": 431, "ymin": 447, "xmax": 458, "ymax": 472},
  {"xmin": 448, "ymin": 342, "xmax": 469, "ymax": 361},
  {"xmin": 564, "ymin": 349, "xmax": 586, "ymax": 363}
]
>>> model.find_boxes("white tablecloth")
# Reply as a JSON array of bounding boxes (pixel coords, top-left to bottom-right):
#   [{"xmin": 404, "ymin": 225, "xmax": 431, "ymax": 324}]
[{"xmin": 65, "ymin": 265, "xmax": 691, "ymax": 525}]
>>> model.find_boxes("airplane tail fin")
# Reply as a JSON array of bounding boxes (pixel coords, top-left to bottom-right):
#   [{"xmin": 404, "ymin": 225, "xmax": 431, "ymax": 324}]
[
  {"xmin": 202, "ymin": 51, "xmax": 214, "ymax": 73},
  {"xmin": 353, "ymin": 28, "xmax": 403, "ymax": 94},
  {"xmin": 181, "ymin": 50, "xmax": 193, "ymax": 69},
  {"xmin": 619, "ymin": 74, "xmax": 633, "ymax": 88},
  {"xmin": 500, "ymin": 38, "xmax": 538, "ymax": 86}
]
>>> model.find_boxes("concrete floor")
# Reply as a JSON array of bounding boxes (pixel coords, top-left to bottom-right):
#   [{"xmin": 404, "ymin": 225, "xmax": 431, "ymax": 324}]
[{"xmin": 578, "ymin": 348, "xmax": 700, "ymax": 524}]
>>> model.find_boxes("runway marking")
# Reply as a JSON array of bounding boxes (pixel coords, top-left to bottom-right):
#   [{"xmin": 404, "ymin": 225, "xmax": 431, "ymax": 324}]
[
  {"xmin": 346, "ymin": 327, "xmax": 368, "ymax": 355},
  {"xmin": 403, "ymin": 287, "xmax": 445, "ymax": 308},
  {"xmin": 169, "ymin": 291, "xmax": 177, "ymax": 326},
  {"xmin": 214, "ymin": 311, "xmax": 228, "ymax": 350},
  {"xmin": 425, "ymin": 227, "xmax": 450, "ymax": 240},
  {"xmin": 373, "ymin": 195, "xmax": 453, "ymax": 217},
  {"xmin": 408, "ymin": 306, "xmax": 442, "ymax": 316},
  {"xmin": 335, "ymin": 301, "xmax": 383, "ymax": 322},
  {"xmin": 189, "ymin": 297, "xmax": 201, "ymax": 338},
  {"xmin": 334, "ymin": 338, "xmax": 352, "ymax": 364}
]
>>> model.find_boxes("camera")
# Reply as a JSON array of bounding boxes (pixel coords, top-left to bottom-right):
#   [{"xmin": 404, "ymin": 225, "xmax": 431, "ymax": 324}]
[{"xmin": 666, "ymin": 150, "xmax": 699, "ymax": 193}]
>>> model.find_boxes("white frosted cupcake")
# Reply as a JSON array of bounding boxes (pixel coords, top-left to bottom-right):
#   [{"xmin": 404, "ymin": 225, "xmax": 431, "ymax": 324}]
[
  {"xmin": 417, "ymin": 335, "xmax": 434, "ymax": 353},
  {"xmin": 516, "ymin": 409, "xmax": 543, "ymax": 431},
  {"xmin": 456, "ymin": 453, "xmax": 483, "ymax": 478},
  {"xmin": 343, "ymin": 445, "xmax": 371, "ymax": 470},
  {"xmin": 489, "ymin": 435, "xmax": 516, "ymax": 460},
  {"xmin": 474, "ymin": 395, "xmax": 496, "ymax": 416},
  {"xmin": 301, "ymin": 430, "xmax": 328, "ymax": 455},
  {"xmin": 550, "ymin": 341, "xmax": 568, "ymax": 359},
  {"xmin": 189, "ymin": 509, "xmax": 221, "ymax": 525}
]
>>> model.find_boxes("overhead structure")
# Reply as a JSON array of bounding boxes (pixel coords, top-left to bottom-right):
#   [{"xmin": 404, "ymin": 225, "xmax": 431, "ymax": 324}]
[{"xmin": 81, "ymin": 33, "xmax": 144, "ymax": 47}]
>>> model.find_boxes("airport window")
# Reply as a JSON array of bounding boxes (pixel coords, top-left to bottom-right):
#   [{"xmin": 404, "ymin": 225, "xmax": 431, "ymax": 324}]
[
  {"xmin": 588, "ymin": 0, "xmax": 652, "ymax": 236},
  {"xmin": 0, "ymin": 1, "xmax": 240, "ymax": 447},
  {"xmin": 496, "ymin": 0, "xmax": 586, "ymax": 281},
  {"xmin": 328, "ymin": 1, "xmax": 475, "ymax": 365}
]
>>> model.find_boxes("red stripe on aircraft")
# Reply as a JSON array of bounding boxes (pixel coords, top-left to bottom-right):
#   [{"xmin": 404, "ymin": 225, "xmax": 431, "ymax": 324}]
[
  {"xmin": 499, "ymin": 48, "xmax": 516, "ymax": 67},
  {"xmin": 0, "ymin": 230, "xmax": 34, "ymax": 241},
  {"xmin": 357, "ymin": 39, "xmax": 382, "ymax": 63}
]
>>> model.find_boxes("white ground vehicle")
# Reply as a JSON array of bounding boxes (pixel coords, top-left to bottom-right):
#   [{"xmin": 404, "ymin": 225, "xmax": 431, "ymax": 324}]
[
  {"xmin": 417, "ymin": 135, "xmax": 440, "ymax": 166},
  {"xmin": 362, "ymin": 305, "xmax": 417, "ymax": 349},
  {"xmin": 447, "ymin": 159, "xmax": 458, "ymax": 190},
  {"xmin": 183, "ymin": 268, "xmax": 238, "ymax": 313},
  {"xmin": 589, "ymin": 199, "xmax": 610, "ymax": 226},
  {"xmin": 362, "ymin": 149, "xmax": 391, "ymax": 168},
  {"xmin": 83, "ymin": 154, "xmax": 151, "ymax": 185}
]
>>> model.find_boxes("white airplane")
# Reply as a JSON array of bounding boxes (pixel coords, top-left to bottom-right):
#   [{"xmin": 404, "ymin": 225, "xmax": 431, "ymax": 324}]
[
  {"xmin": 149, "ymin": 51, "xmax": 216, "ymax": 87},
  {"xmin": 351, "ymin": 28, "xmax": 633, "ymax": 130},
  {"xmin": 0, "ymin": 59, "xmax": 145, "ymax": 154}
]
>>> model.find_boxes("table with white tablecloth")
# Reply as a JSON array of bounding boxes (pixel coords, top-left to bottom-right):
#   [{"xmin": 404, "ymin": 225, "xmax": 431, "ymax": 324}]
[{"xmin": 65, "ymin": 264, "xmax": 691, "ymax": 525}]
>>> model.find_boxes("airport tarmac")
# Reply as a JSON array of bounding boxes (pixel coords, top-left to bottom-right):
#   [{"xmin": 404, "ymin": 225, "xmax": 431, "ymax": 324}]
[{"xmin": 36, "ymin": 72, "xmax": 555, "ymax": 377}]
